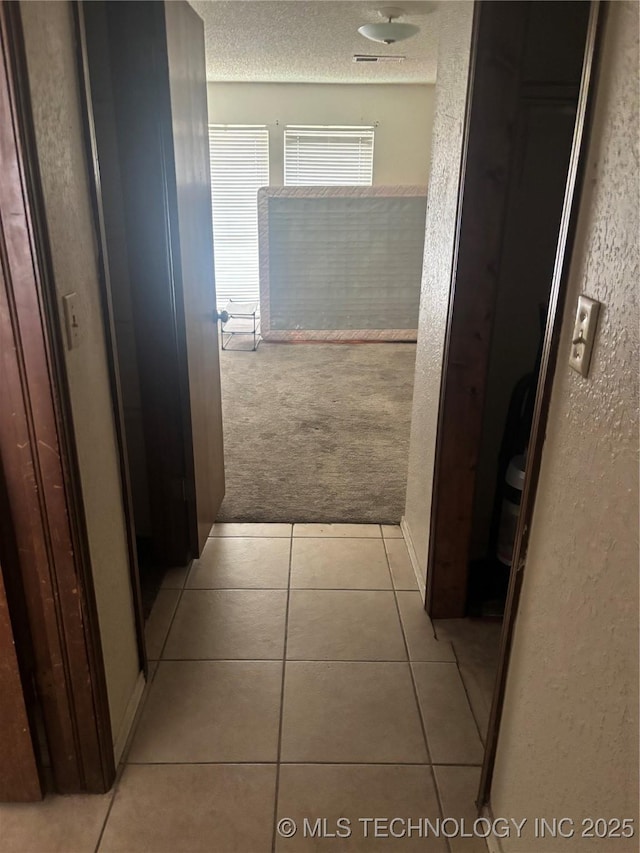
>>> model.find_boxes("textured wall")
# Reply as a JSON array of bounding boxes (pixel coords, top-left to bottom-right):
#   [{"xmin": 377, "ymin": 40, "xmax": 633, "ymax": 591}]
[
  {"xmin": 403, "ymin": 2, "xmax": 475, "ymax": 581},
  {"xmin": 207, "ymin": 82, "xmax": 435, "ymax": 187},
  {"xmin": 491, "ymin": 3, "xmax": 639, "ymax": 848},
  {"xmin": 20, "ymin": 1, "xmax": 141, "ymax": 749}
]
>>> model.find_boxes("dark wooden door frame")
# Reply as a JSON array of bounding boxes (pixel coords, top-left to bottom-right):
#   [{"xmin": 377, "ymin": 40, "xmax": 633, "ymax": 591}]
[
  {"xmin": 0, "ymin": 1, "xmax": 116, "ymax": 794},
  {"xmin": 425, "ymin": 1, "xmax": 595, "ymax": 620},
  {"xmin": 425, "ymin": 1, "xmax": 531, "ymax": 619},
  {"xmin": 477, "ymin": 0, "xmax": 604, "ymax": 807}
]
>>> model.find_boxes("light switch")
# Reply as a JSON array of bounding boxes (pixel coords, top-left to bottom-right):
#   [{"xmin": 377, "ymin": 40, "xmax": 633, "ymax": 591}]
[
  {"xmin": 568, "ymin": 294, "xmax": 600, "ymax": 377},
  {"xmin": 62, "ymin": 292, "xmax": 81, "ymax": 350}
]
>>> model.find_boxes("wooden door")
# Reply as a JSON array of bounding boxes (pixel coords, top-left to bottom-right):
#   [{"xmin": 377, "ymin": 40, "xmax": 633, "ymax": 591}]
[
  {"xmin": 164, "ymin": 1, "xmax": 225, "ymax": 554},
  {"xmin": 103, "ymin": 0, "xmax": 224, "ymax": 565}
]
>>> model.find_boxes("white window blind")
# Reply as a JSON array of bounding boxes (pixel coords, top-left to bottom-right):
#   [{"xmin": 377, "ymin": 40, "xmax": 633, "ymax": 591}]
[
  {"xmin": 209, "ymin": 125, "xmax": 269, "ymax": 307},
  {"xmin": 284, "ymin": 126, "xmax": 375, "ymax": 186}
]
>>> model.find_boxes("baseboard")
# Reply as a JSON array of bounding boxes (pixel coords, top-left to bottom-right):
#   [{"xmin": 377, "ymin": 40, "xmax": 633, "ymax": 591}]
[
  {"xmin": 400, "ymin": 515, "xmax": 426, "ymax": 599},
  {"xmin": 113, "ymin": 669, "xmax": 146, "ymax": 766}
]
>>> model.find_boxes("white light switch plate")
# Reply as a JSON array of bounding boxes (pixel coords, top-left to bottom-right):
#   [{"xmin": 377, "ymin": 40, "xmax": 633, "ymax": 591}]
[
  {"xmin": 62, "ymin": 292, "xmax": 81, "ymax": 350},
  {"xmin": 568, "ymin": 294, "xmax": 600, "ymax": 377}
]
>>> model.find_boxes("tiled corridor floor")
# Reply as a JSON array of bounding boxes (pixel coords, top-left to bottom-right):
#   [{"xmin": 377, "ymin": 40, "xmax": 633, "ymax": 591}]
[
  {"xmin": 433, "ymin": 618, "xmax": 503, "ymax": 744},
  {"xmin": 0, "ymin": 524, "xmax": 488, "ymax": 853}
]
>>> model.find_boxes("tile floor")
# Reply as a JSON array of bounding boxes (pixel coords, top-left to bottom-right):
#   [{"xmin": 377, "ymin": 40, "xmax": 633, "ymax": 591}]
[
  {"xmin": 0, "ymin": 523, "xmax": 488, "ymax": 853},
  {"xmin": 433, "ymin": 618, "xmax": 503, "ymax": 743}
]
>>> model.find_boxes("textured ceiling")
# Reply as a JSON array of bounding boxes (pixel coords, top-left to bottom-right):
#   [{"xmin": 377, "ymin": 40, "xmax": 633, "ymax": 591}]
[{"xmin": 188, "ymin": 1, "xmax": 443, "ymax": 84}]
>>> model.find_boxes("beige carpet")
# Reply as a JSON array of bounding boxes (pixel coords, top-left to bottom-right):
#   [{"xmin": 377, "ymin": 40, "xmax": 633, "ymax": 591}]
[{"xmin": 217, "ymin": 341, "xmax": 416, "ymax": 523}]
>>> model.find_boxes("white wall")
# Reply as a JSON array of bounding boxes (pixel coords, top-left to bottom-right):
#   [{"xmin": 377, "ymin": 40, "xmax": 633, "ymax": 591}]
[
  {"xmin": 20, "ymin": 1, "xmax": 141, "ymax": 753},
  {"xmin": 403, "ymin": 2, "xmax": 475, "ymax": 578},
  {"xmin": 490, "ymin": 3, "xmax": 639, "ymax": 846},
  {"xmin": 207, "ymin": 82, "xmax": 434, "ymax": 186}
]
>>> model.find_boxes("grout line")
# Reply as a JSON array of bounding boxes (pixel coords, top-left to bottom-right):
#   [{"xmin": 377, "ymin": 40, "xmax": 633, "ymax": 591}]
[
  {"xmin": 120, "ymin": 762, "xmax": 287, "ymax": 768},
  {"xmin": 270, "ymin": 531, "xmax": 293, "ymax": 853},
  {"xmin": 120, "ymin": 759, "xmax": 481, "ymax": 767},
  {"xmin": 290, "ymin": 536, "xmax": 383, "ymax": 540},
  {"xmin": 383, "ymin": 538, "xmax": 452, "ymax": 853},
  {"xmin": 209, "ymin": 534, "xmax": 383, "ymax": 540},
  {"xmin": 181, "ymin": 586, "xmax": 402, "ymax": 591},
  {"xmin": 154, "ymin": 560, "xmax": 194, "ymax": 663},
  {"xmin": 430, "ymin": 763, "xmax": 453, "ymax": 853},
  {"xmin": 92, "ymin": 768, "xmax": 123, "ymax": 853},
  {"xmin": 151, "ymin": 657, "xmax": 456, "ymax": 664},
  {"xmin": 157, "ymin": 657, "xmax": 411, "ymax": 663},
  {"xmin": 151, "ymin": 658, "xmax": 286, "ymax": 663},
  {"xmin": 184, "ymin": 586, "xmax": 290, "ymax": 591},
  {"xmin": 383, "ymin": 539, "xmax": 433, "ymax": 764},
  {"xmin": 208, "ymin": 535, "xmax": 293, "ymax": 539},
  {"xmin": 113, "ymin": 562, "xmax": 195, "ymax": 781},
  {"xmin": 209, "ymin": 536, "xmax": 383, "ymax": 540},
  {"xmin": 445, "ymin": 641, "xmax": 488, "ymax": 749}
]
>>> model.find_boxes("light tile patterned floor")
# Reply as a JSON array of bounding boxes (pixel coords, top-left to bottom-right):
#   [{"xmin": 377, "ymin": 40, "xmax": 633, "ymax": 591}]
[
  {"xmin": 0, "ymin": 524, "xmax": 488, "ymax": 853},
  {"xmin": 433, "ymin": 618, "xmax": 503, "ymax": 744}
]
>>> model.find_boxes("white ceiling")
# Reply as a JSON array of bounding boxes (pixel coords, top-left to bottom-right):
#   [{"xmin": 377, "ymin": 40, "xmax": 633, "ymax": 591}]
[{"xmin": 188, "ymin": 1, "xmax": 442, "ymax": 84}]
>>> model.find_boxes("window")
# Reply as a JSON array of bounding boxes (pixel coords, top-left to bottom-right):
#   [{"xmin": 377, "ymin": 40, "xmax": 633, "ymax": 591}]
[
  {"xmin": 209, "ymin": 125, "xmax": 269, "ymax": 307},
  {"xmin": 284, "ymin": 126, "xmax": 375, "ymax": 186}
]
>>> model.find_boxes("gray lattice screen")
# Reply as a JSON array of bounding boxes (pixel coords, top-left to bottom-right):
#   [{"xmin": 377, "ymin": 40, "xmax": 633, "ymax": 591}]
[{"xmin": 259, "ymin": 189, "xmax": 427, "ymax": 340}]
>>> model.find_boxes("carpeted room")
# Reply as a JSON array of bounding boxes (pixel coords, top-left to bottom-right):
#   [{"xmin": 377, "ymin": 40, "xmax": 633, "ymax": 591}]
[
  {"xmin": 215, "ymin": 182, "xmax": 427, "ymax": 524},
  {"xmin": 217, "ymin": 341, "xmax": 417, "ymax": 523}
]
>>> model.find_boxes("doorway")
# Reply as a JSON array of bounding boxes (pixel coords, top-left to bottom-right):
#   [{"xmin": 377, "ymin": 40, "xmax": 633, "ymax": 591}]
[
  {"xmin": 189, "ymin": 3, "xmax": 436, "ymax": 526},
  {"xmin": 429, "ymin": 0, "xmax": 592, "ymax": 621},
  {"xmin": 420, "ymin": 0, "xmax": 600, "ymax": 806}
]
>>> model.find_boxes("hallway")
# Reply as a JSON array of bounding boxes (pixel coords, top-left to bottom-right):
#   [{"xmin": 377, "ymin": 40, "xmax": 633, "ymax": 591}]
[{"xmin": 1, "ymin": 524, "xmax": 487, "ymax": 852}]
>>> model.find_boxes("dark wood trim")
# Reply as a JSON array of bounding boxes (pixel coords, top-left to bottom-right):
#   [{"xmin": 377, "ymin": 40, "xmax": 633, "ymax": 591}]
[
  {"xmin": 477, "ymin": 0, "xmax": 604, "ymax": 807},
  {"xmin": 426, "ymin": 1, "xmax": 593, "ymax": 618},
  {"xmin": 0, "ymin": 0, "xmax": 115, "ymax": 793},
  {"xmin": 426, "ymin": 2, "xmax": 530, "ymax": 617},
  {"xmin": 72, "ymin": 0, "xmax": 147, "ymax": 675}
]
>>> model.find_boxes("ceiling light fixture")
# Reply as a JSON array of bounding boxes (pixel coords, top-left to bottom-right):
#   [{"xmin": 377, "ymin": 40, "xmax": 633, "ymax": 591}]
[{"xmin": 357, "ymin": 7, "xmax": 419, "ymax": 45}]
